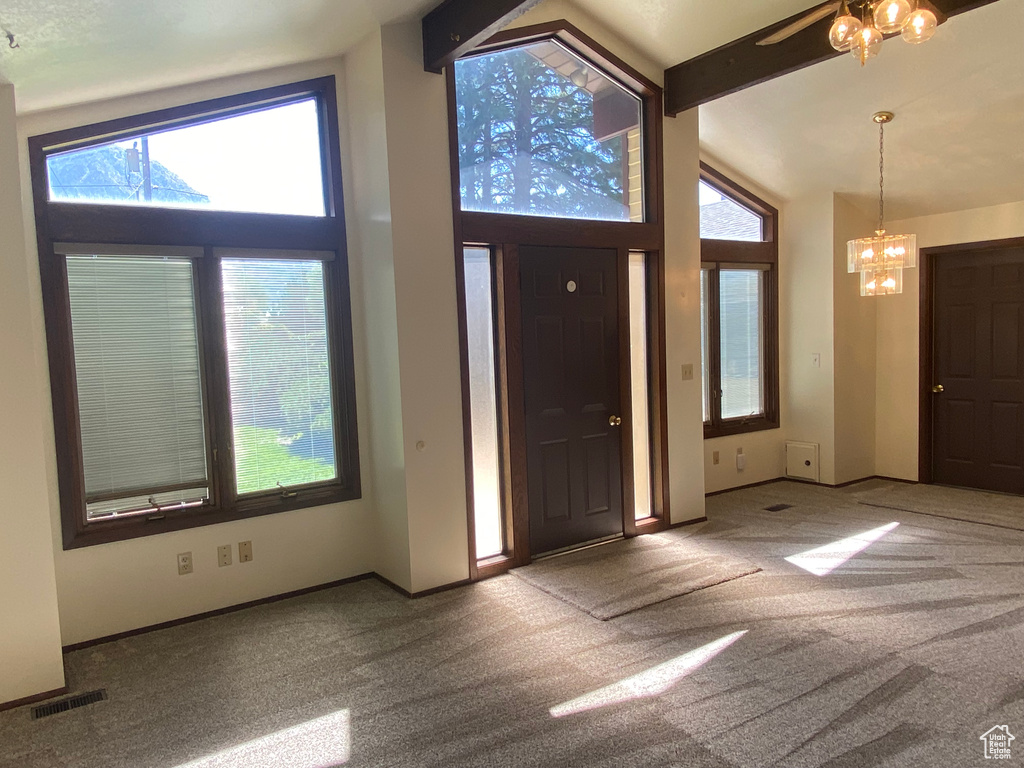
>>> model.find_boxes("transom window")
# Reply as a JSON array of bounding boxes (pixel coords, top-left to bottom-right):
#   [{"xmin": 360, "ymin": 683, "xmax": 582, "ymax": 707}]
[
  {"xmin": 29, "ymin": 78, "xmax": 360, "ymax": 548},
  {"xmin": 454, "ymin": 39, "xmax": 644, "ymax": 222},
  {"xmin": 699, "ymin": 165, "xmax": 779, "ymax": 438},
  {"xmin": 46, "ymin": 99, "xmax": 326, "ymax": 217}
]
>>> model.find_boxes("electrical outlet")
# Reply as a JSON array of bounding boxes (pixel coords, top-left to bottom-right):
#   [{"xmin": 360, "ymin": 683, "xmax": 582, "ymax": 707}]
[
  {"xmin": 218, "ymin": 544, "xmax": 232, "ymax": 567},
  {"xmin": 712, "ymin": 450, "xmax": 720, "ymax": 465},
  {"xmin": 238, "ymin": 541, "xmax": 253, "ymax": 563},
  {"xmin": 681, "ymin": 363, "xmax": 694, "ymax": 381},
  {"xmin": 177, "ymin": 552, "xmax": 193, "ymax": 576}
]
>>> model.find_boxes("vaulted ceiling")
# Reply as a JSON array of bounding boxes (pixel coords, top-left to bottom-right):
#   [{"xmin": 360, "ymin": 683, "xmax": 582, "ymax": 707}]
[{"xmin": 691, "ymin": 0, "xmax": 1024, "ymax": 219}]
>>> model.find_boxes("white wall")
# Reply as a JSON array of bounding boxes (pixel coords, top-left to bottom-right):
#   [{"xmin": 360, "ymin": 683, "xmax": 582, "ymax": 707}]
[
  {"xmin": 781, "ymin": 194, "xmax": 837, "ymax": 484},
  {"xmin": 0, "ymin": 83, "xmax": 66, "ymax": 706},
  {"xmin": 17, "ymin": 60, "xmax": 378, "ymax": 647},
  {"xmin": 832, "ymin": 194, "xmax": 877, "ymax": 484},
  {"xmin": 344, "ymin": 32, "xmax": 413, "ymax": 591},
  {"xmin": 876, "ymin": 200, "xmax": 1024, "ymax": 479},
  {"xmin": 379, "ymin": 23, "xmax": 471, "ymax": 591}
]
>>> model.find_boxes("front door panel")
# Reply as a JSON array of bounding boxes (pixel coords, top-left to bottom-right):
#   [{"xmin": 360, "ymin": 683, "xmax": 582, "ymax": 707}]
[
  {"xmin": 932, "ymin": 246, "xmax": 1024, "ymax": 493},
  {"xmin": 520, "ymin": 245, "xmax": 623, "ymax": 555}
]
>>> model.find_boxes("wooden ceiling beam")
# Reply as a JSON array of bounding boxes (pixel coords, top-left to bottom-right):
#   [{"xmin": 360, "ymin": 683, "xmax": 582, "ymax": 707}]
[
  {"xmin": 422, "ymin": 0, "xmax": 544, "ymax": 73},
  {"xmin": 664, "ymin": 0, "xmax": 1003, "ymax": 116}
]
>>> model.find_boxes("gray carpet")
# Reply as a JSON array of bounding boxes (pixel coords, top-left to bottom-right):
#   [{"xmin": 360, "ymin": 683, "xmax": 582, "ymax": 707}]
[
  {"xmin": 3, "ymin": 479, "xmax": 1024, "ymax": 768},
  {"xmin": 851, "ymin": 479, "xmax": 1024, "ymax": 531},
  {"xmin": 511, "ymin": 534, "xmax": 761, "ymax": 620}
]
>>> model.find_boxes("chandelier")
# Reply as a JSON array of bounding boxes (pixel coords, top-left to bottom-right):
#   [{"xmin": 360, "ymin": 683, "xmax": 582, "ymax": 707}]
[
  {"xmin": 829, "ymin": 0, "xmax": 939, "ymax": 65},
  {"xmin": 847, "ymin": 111, "xmax": 917, "ymax": 297}
]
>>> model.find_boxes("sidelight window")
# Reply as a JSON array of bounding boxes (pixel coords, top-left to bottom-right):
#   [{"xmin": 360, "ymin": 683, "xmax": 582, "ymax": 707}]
[{"xmin": 462, "ymin": 246, "xmax": 505, "ymax": 560}]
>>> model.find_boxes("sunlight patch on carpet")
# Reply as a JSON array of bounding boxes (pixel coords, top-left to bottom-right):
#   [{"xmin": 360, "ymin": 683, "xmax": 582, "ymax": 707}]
[
  {"xmin": 177, "ymin": 709, "xmax": 350, "ymax": 767},
  {"xmin": 785, "ymin": 522, "xmax": 900, "ymax": 576},
  {"xmin": 549, "ymin": 631, "xmax": 748, "ymax": 717}
]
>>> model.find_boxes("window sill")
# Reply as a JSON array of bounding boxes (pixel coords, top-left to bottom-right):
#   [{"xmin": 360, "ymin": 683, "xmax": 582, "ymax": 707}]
[
  {"xmin": 64, "ymin": 483, "xmax": 361, "ymax": 550},
  {"xmin": 703, "ymin": 418, "xmax": 780, "ymax": 440}
]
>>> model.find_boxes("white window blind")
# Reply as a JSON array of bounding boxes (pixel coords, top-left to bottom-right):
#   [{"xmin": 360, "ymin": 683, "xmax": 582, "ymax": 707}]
[
  {"xmin": 66, "ymin": 255, "xmax": 208, "ymax": 519},
  {"xmin": 719, "ymin": 268, "xmax": 765, "ymax": 420},
  {"xmin": 221, "ymin": 258, "xmax": 337, "ymax": 494}
]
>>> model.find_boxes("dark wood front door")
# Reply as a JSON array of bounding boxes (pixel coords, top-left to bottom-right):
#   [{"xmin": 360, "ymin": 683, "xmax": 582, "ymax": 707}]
[
  {"xmin": 931, "ymin": 246, "xmax": 1024, "ymax": 493},
  {"xmin": 519, "ymin": 245, "xmax": 624, "ymax": 555}
]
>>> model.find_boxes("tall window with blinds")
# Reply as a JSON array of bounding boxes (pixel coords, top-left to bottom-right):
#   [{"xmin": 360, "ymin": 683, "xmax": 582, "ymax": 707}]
[
  {"xmin": 30, "ymin": 77, "xmax": 359, "ymax": 548},
  {"xmin": 699, "ymin": 164, "xmax": 779, "ymax": 438},
  {"xmin": 65, "ymin": 252, "xmax": 209, "ymax": 519},
  {"xmin": 221, "ymin": 258, "xmax": 337, "ymax": 494}
]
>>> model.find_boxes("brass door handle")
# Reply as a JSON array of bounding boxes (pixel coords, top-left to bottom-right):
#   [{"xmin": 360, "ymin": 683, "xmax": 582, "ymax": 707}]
[
  {"xmin": 932, "ymin": 384, "xmax": 944, "ymax": 393},
  {"xmin": 609, "ymin": 415, "xmax": 622, "ymax": 426}
]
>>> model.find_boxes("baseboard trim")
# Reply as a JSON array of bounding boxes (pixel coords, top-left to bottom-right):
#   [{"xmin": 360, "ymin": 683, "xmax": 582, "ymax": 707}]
[
  {"xmin": 705, "ymin": 477, "xmax": 786, "ymax": 497},
  {"xmin": 668, "ymin": 516, "xmax": 709, "ymax": 528},
  {"xmin": 706, "ymin": 475, "xmax": 918, "ymax": 497},
  {"xmin": 0, "ymin": 686, "xmax": 69, "ymax": 713},
  {"xmin": 372, "ymin": 573, "xmax": 473, "ymax": 599},
  {"xmin": 62, "ymin": 573, "xmax": 375, "ymax": 653},
  {"xmin": 832, "ymin": 475, "xmax": 919, "ymax": 488}
]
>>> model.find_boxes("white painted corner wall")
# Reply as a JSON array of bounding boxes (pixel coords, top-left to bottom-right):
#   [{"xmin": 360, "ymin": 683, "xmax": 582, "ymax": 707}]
[
  {"xmin": 0, "ymin": 83, "xmax": 66, "ymax": 706},
  {"xmin": 343, "ymin": 31, "xmax": 414, "ymax": 592},
  {"xmin": 832, "ymin": 194, "xmax": 877, "ymax": 485}
]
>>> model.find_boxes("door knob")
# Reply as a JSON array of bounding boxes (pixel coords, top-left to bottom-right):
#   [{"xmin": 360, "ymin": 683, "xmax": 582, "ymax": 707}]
[
  {"xmin": 932, "ymin": 384, "xmax": 944, "ymax": 393},
  {"xmin": 608, "ymin": 415, "xmax": 622, "ymax": 426}
]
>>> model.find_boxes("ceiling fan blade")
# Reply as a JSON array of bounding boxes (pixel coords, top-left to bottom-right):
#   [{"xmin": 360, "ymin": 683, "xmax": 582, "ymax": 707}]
[{"xmin": 756, "ymin": 1, "xmax": 842, "ymax": 46}]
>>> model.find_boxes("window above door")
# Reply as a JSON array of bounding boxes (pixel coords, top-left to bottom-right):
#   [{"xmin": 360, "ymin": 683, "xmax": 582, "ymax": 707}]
[{"xmin": 451, "ymin": 22, "xmax": 660, "ymax": 229}]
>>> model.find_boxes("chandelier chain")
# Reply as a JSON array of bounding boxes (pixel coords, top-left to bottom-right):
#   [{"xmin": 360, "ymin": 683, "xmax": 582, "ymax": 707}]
[{"xmin": 878, "ymin": 119, "xmax": 885, "ymax": 233}]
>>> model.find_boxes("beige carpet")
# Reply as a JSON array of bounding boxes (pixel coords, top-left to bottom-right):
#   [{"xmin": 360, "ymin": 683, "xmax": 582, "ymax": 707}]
[
  {"xmin": 511, "ymin": 534, "xmax": 761, "ymax": 620},
  {"xmin": 852, "ymin": 480, "xmax": 1024, "ymax": 531}
]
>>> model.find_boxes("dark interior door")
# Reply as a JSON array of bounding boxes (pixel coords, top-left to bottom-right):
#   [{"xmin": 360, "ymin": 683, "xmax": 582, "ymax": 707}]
[
  {"xmin": 932, "ymin": 246, "xmax": 1024, "ymax": 493},
  {"xmin": 520, "ymin": 245, "xmax": 623, "ymax": 555}
]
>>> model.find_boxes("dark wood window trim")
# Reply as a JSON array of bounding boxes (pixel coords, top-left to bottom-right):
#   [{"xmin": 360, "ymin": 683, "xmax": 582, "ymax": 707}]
[
  {"xmin": 700, "ymin": 162, "xmax": 780, "ymax": 439},
  {"xmin": 447, "ymin": 21, "xmax": 670, "ymax": 578},
  {"xmin": 28, "ymin": 76, "xmax": 361, "ymax": 550}
]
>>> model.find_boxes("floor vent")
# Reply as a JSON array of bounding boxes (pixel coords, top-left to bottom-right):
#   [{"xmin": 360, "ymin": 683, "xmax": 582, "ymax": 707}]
[
  {"xmin": 764, "ymin": 503, "xmax": 794, "ymax": 512},
  {"xmin": 31, "ymin": 689, "xmax": 107, "ymax": 720}
]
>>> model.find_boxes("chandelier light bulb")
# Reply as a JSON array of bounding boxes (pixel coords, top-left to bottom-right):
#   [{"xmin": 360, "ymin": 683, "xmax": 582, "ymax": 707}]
[
  {"xmin": 851, "ymin": 24, "xmax": 884, "ymax": 65},
  {"xmin": 874, "ymin": 0, "xmax": 915, "ymax": 33},
  {"xmin": 829, "ymin": 2, "xmax": 863, "ymax": 51},
  {"xmin": 902, "ymin": 7, "xmax": 938, "ymax": 43}
]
